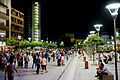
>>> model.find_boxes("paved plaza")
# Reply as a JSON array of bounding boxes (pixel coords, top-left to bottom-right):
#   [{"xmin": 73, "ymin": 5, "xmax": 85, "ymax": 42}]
[{"xmin": 0, "ymin": 53, "xmax": 120, "ymax": 80}]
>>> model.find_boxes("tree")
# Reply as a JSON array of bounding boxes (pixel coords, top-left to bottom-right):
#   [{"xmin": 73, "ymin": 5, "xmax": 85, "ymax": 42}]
[
  {"xmin": 74, "ymin": 43, "xmax": 78, "ymax": 48},
  {"xmin": 47, "ymin": 43, "xmax": 57, "ymax": 48},
  {"xmin": 30, "ymin": 41, "xmax": 38, "ymax": 47},
  {"xmin": 60, "ymin": 41, "xmax": 64, "ymax": 47},
  {"xmin": 6, "ymin": 39, "xmax": 18, "ymax": 46},
  {"xmin": 19, "ymin": 40, "xmax": 29, "ymax": 48},
  {"xmin": 87, "ymin": 33, "xmax": 104, "ymax": 45}
]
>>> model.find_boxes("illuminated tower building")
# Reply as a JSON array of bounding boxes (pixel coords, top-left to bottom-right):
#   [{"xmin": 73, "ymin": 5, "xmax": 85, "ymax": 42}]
[
  {"xmin": 32, "ymin": 1, "xmax": 41, "ymax": 42},
  {"xmin": 24, "ymin": 0, "xmax": 41, "ymax": 41}
]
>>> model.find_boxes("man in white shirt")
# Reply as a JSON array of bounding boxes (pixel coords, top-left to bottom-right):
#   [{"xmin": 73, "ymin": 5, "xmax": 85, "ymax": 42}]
[
  {"xmin": 41, "ymin": 56, "xmax": 47, "ymax": 74},
  {"xmin": 97, "ymin": 63, "xmax": 109, "ymax": 79}
]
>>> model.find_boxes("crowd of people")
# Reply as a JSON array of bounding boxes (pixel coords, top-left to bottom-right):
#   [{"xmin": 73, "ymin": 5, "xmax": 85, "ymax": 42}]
[
  {"xmin": 0, "ymin": 48, "xmax": 82, "ymax": 80},
  {"xmin": 1, "ymin": 47, "xmax": 120, "ymax": 80}
]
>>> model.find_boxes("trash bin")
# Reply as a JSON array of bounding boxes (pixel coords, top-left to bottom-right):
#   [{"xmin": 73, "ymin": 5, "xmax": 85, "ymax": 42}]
[
  {"xmin": 85, "ymin": 61, "xmax": 88, "ymax": 69},
  {"xmin": 84, "ymin": 57, "xmax": 86, "ymax": 62}
]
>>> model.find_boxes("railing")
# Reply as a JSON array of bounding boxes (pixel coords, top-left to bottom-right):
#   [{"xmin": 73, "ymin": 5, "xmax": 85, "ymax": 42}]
[
  {"xmin": 0, "ymin": 37, "xmax": 8, "ymax": 41},
  {"xmin": 0, "ymin": 24, "xmax": 9, "ymax": 31},
  {"xmin": 0, "ymin": 11, "xmax": 9, "ymax": 20},
  {"xmin": 0, "ymin": 1, "xmax": 8, "ymax": 8}
]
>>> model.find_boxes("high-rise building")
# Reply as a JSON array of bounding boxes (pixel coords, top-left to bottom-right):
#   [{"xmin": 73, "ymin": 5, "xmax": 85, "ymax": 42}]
[
  {"xmin": 64, "ymin": 34, "xmax": 74, "ymax": 47},
  {"xmin": 11, "ymin": 8, "xmax": 24, "ymax": 40},
  {"xmin": 0, "ymin": 0, "xmax": 11, "ymax": 49},
  {"xmin": 24, "ymin": 0, "xmax": 41, "ymax": 42}
]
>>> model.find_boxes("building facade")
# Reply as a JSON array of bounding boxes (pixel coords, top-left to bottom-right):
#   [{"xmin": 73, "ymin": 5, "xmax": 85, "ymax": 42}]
[
  {"xmin": 0, "ymin": 0, "xmax": 11, "ymax": 50},
  {"xmin": 11, "ymin": 8, "xmax": 24, "ymax": 40},
  {"xmin": 101, "ymin": 35, "xmax": 110, "ymax": 44},
  {"xmin": 24, "ymin": 0, "xmax": 41, "ymax": 42},
  {"xmin": 64, "ymin": 34, "xmax": 74, "ymax": 47}
]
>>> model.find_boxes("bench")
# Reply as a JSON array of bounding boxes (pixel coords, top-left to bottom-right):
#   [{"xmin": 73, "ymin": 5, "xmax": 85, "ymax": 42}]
[{"xmin": 102, "ymin": 71, "xmax": 114, "ymax": 80}]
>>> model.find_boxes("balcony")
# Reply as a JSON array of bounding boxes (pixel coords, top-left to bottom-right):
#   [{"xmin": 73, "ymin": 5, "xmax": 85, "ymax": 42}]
[
  {"xmin": 0, "ymin": 11, "xmax": 9, "ymax": 20},
  {"xmin": 11, "ymin": 36, "xmax": 24, "ymax": 40},
  {"xmin": 0, "ymin": 2, "xmax": 8, "ymax": 9},
  {"xmin": 11, "ymin": 21, "xmax": 24, "ymax": 28},
  {"xmin": 0, "ymin": 24, "xmax": 9, "ymax": 31},
  {"xmin": 11, "ymin": 29, "xmax": 24, "ymax": 34},
  {"xmin": 0, "ymin": 37, "xmax": 8, "ymax": 41}
]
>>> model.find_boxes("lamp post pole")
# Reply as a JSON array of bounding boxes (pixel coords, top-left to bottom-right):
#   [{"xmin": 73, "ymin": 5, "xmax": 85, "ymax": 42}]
[
  {"xmin": 112, "ymin": 14, "xmax": 118, "ymax": 80},
  {"xmin": 106, "ymin": 3, "xmax": 120, "ymax": 80},
  {"xmin": 90, "ymin": 31, "xmax": 96, "ymax": 63},
  {"xmin": 113, "ymin": 17, "xmax": 118, "ymax": 80},
  {"xmin": 28, "ymin": 37, "xmax": 31, "ymax": 49},
  {"xmin": 94, "ymin": 24, "xmax": 102, "ymax": 64},
  {"xmin": 94, "ymin": 24, "xmax": 103, "ymax": 64},
  {"xmin": 18, "ymin": 36, "xmax": 21, "ymax": 51},
  {"xmin": 0, "ymin": 33, "xmax": 5, "ymax": 52},
  {"xmin": 1, "ymin": 35, "xmax": 4, "ymax": 52}
]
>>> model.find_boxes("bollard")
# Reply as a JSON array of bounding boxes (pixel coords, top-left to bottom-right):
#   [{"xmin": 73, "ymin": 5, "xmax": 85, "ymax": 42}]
[
  {"xmin": 85, "ymin": 61, "xmax": 88, "ymax": 69},
  {"xmin": 84, "ymin": 57, "xmax": 86, "ymax": 62}
]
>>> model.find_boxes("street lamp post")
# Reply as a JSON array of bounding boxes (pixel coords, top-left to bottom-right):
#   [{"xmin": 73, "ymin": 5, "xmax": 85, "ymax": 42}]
[
  {"xmin": 90, "ymin": 31, "xmax": 96, "ymax": 36},
  {"xmin": 106, "ymin": 3, "xmax": 120, "ymax": 80},
  {"xmin": 50, "ymin": 41, "xmax": 52, "ymax": 43},
  {"xmin": 28, "ymin": 37, "xmax": 31, "ymax": 49},
  {"xmin": 55, "ymin": 42, "xmax": 57, "ymax": 44},
  {"xmin": 94, "ymin": 24, "xmax": 102, "ymax": 64},
  {"xmin": 90, "ymin": 31, "xmax": 96, "ymax": 63},
  {"xmin": 41, "ymin": 40, "xmax": 44, "ymax": 43},
  {"xmin": 0, "ymin": 33, "xmax": 5, "ymax": 51},
  {"xmin": 47, "ymin": 38, "xmax": 48, "ymax": 41},
  {"xmin": 28, "ymin": 37, "xmax": 31, "ymax": 42},
  {"xmin": 88, "ymin": 34, "xmax": 92, "ymax": 59},
  {"xmin": 18, "ymin": 35, "xmax": 21, "ymax": 51}
]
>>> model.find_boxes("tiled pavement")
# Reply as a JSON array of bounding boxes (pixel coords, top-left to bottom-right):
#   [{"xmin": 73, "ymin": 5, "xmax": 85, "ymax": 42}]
[
  {"xmin": 0, "ymin": 56, "xmax": 74, "ymax": 80},
  {"xmin": 73, "ymin": 53, "xmax": 120, "ymax": 80},
  {"xmin": 0, "ymin": 53, "xmax": 120, "ymax": 80},
  {"xmin": 60, "ymin": 53, "xmax": 120, "ymax": 80}
]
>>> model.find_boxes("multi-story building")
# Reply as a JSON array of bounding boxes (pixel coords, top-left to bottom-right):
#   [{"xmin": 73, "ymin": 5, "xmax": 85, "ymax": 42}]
[
  {"xmin": 24, "ymin": 0, "xmax": 41, "ymax": 42},
  {"xmin": 0, "ymin": 0, "xmax": 11, "ymax": 50},
  {"xmin": 64, "ymin": 34, "xmax": 75, "ymax": 47},
  {"xmin": 101, "ymin": 35, "xmax": 110, "ymax": 44},
  {"xmin": 11, "ymin": 8, "xmax": 24, "ymax": 40}
]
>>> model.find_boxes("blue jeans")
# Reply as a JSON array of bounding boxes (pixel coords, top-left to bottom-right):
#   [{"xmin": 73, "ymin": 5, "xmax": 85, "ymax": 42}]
[
  {"xmin": 25, "ymin": 61, "xmax": 28, "ymax": 68},
  {"xmin": 32, "ymin": 61, "xmax": 36, "ymax": 68},
  {"xmin": 36, "ymin": 64, "xmax": 40, "ymax": 74},
  {"xmin": 97, "ymin": 71, "xmax": 108, "ymax": 80}
]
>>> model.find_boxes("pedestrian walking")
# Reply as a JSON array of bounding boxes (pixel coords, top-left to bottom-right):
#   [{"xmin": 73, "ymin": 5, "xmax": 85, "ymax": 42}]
[
  {"xmin": 53, "ymin": 52, "xmax": 55, "ymax": 62},
  {"xmin": 61, "ymin": 56, "xmax": 64, "ymax": 66},
  {"xmin": 45, "ymin": 52, "xmax": 48, "ymax": 59},
  {"xmin": 24, "ymin": 53, "xmax": 29, "ymax": 68},
  {"xmin": 57, "ymin": 53, "xmax": 61, "ymax": 66},
  {"xmin": 48, "ymin": 52, "xmax": 51, "ymax": 62},
  {"xmin": 4, "ymin": 59, "xmax": 20, "ymax": 80},
  {"xmin": 36, "ymin": 55, "xmax": 41, "ymax": 74},
  {"xmin": 41, "ymin": 56, "xmax": 47, "ymax": 74},
  {"xmin": 32, "ymin": 54, "xmax": 36, "ymax": 69},
  {"xmin": 1, "ymin": 54, "xmax": 7, "ymax": 71}
]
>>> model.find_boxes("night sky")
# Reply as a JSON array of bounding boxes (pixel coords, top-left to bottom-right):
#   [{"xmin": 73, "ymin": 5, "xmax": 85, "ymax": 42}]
[{"xmin": 12, "ymin": 0, "xmax": 120, "ymax": 41}]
